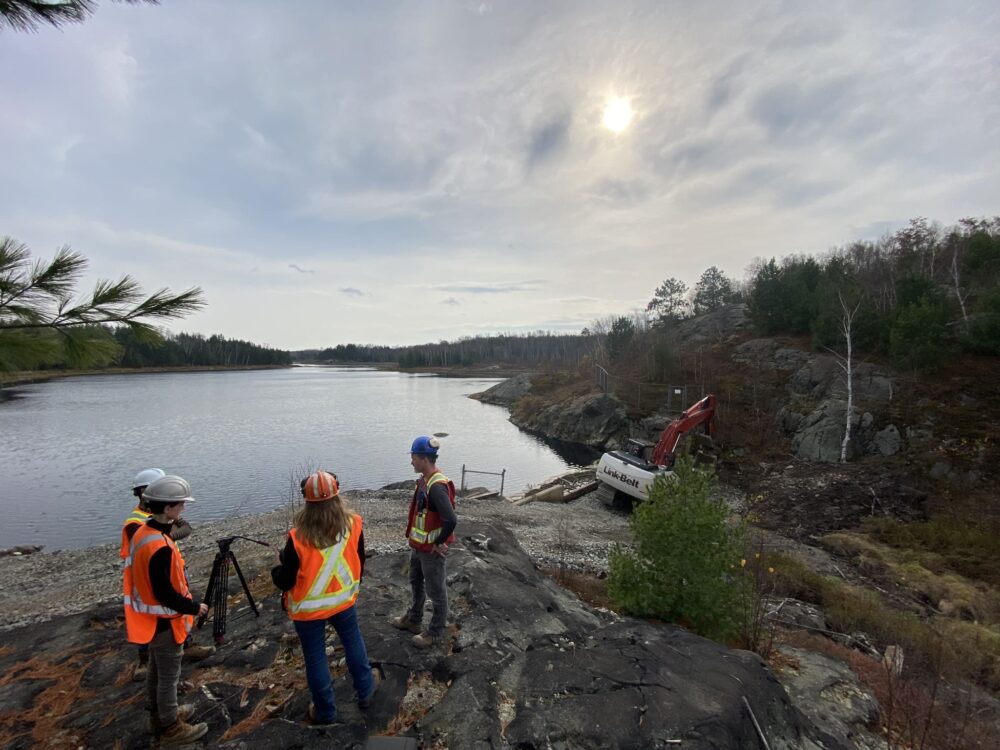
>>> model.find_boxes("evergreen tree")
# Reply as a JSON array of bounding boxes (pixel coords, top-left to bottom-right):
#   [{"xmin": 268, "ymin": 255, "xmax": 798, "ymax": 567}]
[
  {"xmin": 0, "ymin": 238, "xmax": 204, "ymax": 372},
  {"xmin": 646, "ymin": 277, "xmax": 688, "ymax": 324},
  {"xmin": 692, "ymin": 266, "xmax": 738, "ymax": 315}
]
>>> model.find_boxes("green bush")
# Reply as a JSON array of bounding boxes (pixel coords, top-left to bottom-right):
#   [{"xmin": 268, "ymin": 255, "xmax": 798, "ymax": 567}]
[
  {"xmin": 608, "ymin": 458, "xmax": 744, "ymax": 641},
  {"xmin": 889, "ymin": 299, "xmax": 954, "ymax": 371}
]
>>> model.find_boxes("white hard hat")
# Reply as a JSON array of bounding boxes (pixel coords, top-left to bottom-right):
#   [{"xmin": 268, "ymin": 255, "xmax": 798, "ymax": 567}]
[
  {"xmin": 133, "ymin": 468, "xmax": 166, "ymax": 490},
  {"xmin": 142, "ymin": 475, "xmax": 196, "ymax": 503}
]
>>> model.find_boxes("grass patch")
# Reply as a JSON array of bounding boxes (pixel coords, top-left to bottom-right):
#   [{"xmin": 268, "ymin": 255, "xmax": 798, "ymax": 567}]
[
  {"xmin": 543, "ymin": 568, "xmax": 614, "ymax": 611},
  {"xmin": 819, "ymin": 532, "xmax": 1000, "ymax": 624},
  {"xmin": 767, "ymin": 551, "xmax": 1000, "ymax": 692},
  {"xmin": 864, "ymin": 517, "xmax": 1000, "ymax": 587}
]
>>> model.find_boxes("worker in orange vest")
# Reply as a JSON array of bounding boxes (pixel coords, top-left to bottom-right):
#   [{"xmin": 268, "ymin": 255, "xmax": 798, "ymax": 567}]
[
  {"xmin": 121, "ymin": 468, "xmax": 194, "ymax": 678},
  {"xmin": 123, "ymin": 475, "xmax": 209, "ymax": 747},
  {"xmin": 390, "ymin": 436, "xmax": 457, "ymax": 648},
  {"xmin": 122, "ymin": 468, "xmax": 212, "ymax": 678},
  {"xmin": 271, "ymin": 470, "xmax": 380, "ymax": 725}
]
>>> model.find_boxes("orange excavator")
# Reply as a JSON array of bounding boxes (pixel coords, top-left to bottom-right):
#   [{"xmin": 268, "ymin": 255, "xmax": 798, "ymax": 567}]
[{"xmin": 596, "ymin": 394, "xmax": 717, "ymax": 508}]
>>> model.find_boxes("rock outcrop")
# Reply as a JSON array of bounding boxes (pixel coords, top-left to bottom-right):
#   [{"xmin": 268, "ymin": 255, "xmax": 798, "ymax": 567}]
[
  {"xmin": 510, "ymin": 392, "xmax": 628, "ymax": 450},
  {"xmin": 470, "ymin": 373, "xmax": 534, "ymax": 407},
  {"xmin": 738, "ymin": 339, "xmax": 897, "ymax": 463},
  {"xmin": 0, "ymin": 521, "xmax": 844, "ymax": 749}
]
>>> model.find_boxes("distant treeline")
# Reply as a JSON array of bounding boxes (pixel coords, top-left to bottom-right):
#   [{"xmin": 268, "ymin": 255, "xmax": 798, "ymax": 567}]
[
  {"xmin": 112, "ymin": 329, "xmax": 292, "ymax": 368},
  {"xmin": 298, "ymin": 216, "xmax": 1000, "ymax": 379},
  {"xmin": 294, "ymin": 333, "xmax": 598, "ymax": 369}
]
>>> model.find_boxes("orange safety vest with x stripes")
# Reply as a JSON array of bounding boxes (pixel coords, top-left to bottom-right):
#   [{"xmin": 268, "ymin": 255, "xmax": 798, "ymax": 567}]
[
  {"xmin": 120, "ymin": 506, "xmax": 152, "ymax": 559},
  {"xmin": 406, "ymin": 471, "xmax": 456, "ymax": 553},
  {"xmin": 285, "ymin": 514, "xmax": 363, "ymax": 621},
  {"xmin": 122, "ymin": 524, "xmax": 195, "ymax": 645}
]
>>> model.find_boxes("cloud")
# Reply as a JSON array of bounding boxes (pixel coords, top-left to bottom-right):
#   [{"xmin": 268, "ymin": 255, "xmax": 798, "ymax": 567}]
[
  {"xmin": 441, "ymin": 297, "xmax": 460, "ymax": 306},
  {"xmin": 434, "ymin": 281, "xmax": 543, "ymax": 294},
  {"xmin": 525, "ymin": 111, "xmax": 571, "ymax": 171},
  {"xmin": 340, "ymin": 287, "xmax": 365, "ymax": 297},
  {"xmin": 288, "ymin": 263, "xmax": 315, "ymax": 274}
]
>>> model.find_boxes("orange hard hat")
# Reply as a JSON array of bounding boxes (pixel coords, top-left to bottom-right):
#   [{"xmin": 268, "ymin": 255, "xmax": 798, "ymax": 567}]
[{"xmin": 301, "ymin": 470, "xmax": 339, "ymax": 502}]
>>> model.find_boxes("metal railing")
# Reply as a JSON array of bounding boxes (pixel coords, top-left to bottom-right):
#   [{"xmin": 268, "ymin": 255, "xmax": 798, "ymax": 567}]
[
  {"xmin": 460, "ymin": 464, "xmax": 506, "ymax": 496},
  {"xmin": 595, "ymin": 366, "xmax": 702, "ymax": 413}
]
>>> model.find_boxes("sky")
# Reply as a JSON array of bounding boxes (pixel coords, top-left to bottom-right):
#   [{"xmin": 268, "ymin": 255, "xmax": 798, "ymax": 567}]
[{"xmin": 2, "ymin": 1, "xmax": 998, "ymax": 349}]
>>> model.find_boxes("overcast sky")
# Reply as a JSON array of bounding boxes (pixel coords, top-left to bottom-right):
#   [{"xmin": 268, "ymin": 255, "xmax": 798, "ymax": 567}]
[{"xmin": 2, "ymin": 1, "xmax": 998, "ymax": 349}]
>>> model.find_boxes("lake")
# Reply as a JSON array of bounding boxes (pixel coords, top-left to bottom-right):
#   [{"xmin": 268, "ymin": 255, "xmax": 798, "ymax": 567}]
[{"xmin": 0, "ymin": 366, "xmax": 586, "ymax": 551}]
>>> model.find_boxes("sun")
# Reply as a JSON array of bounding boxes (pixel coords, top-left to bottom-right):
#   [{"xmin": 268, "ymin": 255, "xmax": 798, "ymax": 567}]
[{"xmin": 602, "ymin": 97, "xmax": 634, "ymax": 133}]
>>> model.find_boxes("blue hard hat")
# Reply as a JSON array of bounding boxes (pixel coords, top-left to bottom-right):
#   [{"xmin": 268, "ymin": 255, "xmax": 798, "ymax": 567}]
[{"xmin": 410, "ymin": 435, "xmax": 440, "ymax": 456}]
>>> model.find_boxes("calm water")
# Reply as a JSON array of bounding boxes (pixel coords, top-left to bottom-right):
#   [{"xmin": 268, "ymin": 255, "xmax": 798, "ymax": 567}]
[{"xmin": 0, "ymin": 367, "xmax": 584, "ymax": 551}]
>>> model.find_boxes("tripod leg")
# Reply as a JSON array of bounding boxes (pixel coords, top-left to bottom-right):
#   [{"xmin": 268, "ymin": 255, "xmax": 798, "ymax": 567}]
[
  {"xmin": 229, "ymin": 552, "xmax": 260, "ymax": 617},
  {"xmin": 213, "ymin": 555, "xmax": 229, "ymax": 644},
  {"xmin": 198, "ymin": 553, "xmax": 224, "ymax": 629}
]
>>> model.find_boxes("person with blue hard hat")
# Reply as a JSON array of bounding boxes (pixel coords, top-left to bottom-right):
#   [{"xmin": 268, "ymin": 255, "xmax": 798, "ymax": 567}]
[{"xmin": 389, "ymin": 435, "xmax": 457, "ymax": 648}]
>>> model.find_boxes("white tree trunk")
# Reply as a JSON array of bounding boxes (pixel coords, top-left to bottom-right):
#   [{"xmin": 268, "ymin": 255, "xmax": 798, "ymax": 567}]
[
  {"xmin": 838, "ymin": 293, "xmax": 860, "ymax": 464},
  {"xmin": 952, "ymin": 248, "xmax": 969, "ymax": 331}
]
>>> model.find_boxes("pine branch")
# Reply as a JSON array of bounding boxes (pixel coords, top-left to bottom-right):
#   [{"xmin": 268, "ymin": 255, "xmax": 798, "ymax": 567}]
[{"xmin": 0, "ymin": 0, "xmax": 157, "ymax": 33}]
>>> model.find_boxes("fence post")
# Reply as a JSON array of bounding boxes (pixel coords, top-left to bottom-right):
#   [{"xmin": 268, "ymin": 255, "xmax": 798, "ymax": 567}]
[
  {"xmin": 500, "ymin": 469, "xmax": 505, "ymax": 497},
  {"xmin": 461, "ymin": 464, "xmax": 466, "ymax": 492}
]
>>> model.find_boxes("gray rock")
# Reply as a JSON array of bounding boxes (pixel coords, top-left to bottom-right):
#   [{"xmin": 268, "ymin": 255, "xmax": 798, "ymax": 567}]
[
  {"xmin": 777, "ymin": 406, "xmax": 805, "ymax": 435},
  {"xmin": 929, "ymin": 460, "xmax": 951, "ymax": 479},
  {"xmin": 470, "ymin": 373, "xmax": 534, "ymax": 406},
  {"xmin": 0, "ymin": 521, "xmax": 842, "ymax": 750},
  {"xmin": 873, "ymin": 425, "xmax": 901, "ymax": 456},
  {"xmin": 771, "ymin": 599, "xmax": 828, "ymax": 632},
  {"xmin": 675, "ymin": 303, "xmax": 749, "ymax": 343},
  {"xmin": 775, "ymin": 646, "xmax": 882, "ymax": 750},
  {"xmin": 791, "ymin": 400, "xmax": 857, "ymax": 463},
  {"xmin": 511, "ymin": 393, "xmax": 628, "ymax": 449},
  {"xmin": 905, "ymin": 426, "xmax": 934, "ymax": 449}
]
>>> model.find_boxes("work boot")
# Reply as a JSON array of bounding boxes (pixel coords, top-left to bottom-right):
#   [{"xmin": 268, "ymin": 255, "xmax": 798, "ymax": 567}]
[
  {"xmin": 133, "ymin": 651, "xmax": 149, "ymax": 681},
  {"xmin": 389, "ymin": 614, "xmax": 421, "ymax": 634},
  {"xmin": 306, "ymin": 703, "xmax": 340, "ymax": 727},
  {"xmin": 149, "ymin": 705, "xmax": 195, "ymax": 735},
  {"xmin": 182, "ymin": 644, "xmax": 216, "ymax": 662},
  {"xmin": 412, "ymin": 631, "xmax": 436, "ymax": 649},
  {"xmin": 358, "ymin": 666, "xmax": 383, "ymax": 710},
  {"xmin": 159, "ymin": 718, "xmax": 208, "ymax": 746}
]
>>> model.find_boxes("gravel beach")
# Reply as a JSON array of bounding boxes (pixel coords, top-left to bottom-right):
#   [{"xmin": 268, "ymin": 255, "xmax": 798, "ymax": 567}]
[{"xmin": 0, "ymin": 486, "xmax": 630, "ymax": 631}]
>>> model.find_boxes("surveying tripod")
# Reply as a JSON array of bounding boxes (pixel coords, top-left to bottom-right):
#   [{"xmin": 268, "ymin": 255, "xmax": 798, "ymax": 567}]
[{"xmin": 197, "ymin": 535, "xmax": 269, "ymax": 644}]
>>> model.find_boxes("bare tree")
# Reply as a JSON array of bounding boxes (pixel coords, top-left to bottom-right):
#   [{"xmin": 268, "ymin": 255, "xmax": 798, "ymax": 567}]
[{"xmin": 837, "ymin": 292, "xmax": 862, "ymax": 463}]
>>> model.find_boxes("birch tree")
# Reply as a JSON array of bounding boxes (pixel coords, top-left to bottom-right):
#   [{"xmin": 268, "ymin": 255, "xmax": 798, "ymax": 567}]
[{"xmin": 835, "ymin": 292, "xmax": 862, "ymax": 463}]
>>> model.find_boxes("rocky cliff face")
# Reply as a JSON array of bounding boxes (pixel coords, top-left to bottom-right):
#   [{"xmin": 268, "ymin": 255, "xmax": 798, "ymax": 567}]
[
  {"xmin": 0, "ymin": 521, "xmax": 843, "ymax": 749},
  {"xmin": 734, "ymin": 339, "xmax": 897, "ymax": 463},
  {"xmin": 510, "ymin": 392, "xmax": 629, "ymax": 450}
]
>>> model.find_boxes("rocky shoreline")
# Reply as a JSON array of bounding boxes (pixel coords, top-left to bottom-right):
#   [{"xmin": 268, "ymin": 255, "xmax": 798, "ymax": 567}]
[{"xmin": 0, "ymin": 486, "xmax": 631, "ymax": 632}]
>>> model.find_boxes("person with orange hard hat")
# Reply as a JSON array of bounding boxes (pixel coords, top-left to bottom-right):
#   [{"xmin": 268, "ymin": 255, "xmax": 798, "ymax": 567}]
[
  {"xmin": 122, "ymin": 475, "xmax": 209, "ymax": 747},
  {"xmin": 271, "ymin": 470, "xmax": 380, "ymax": 726}
]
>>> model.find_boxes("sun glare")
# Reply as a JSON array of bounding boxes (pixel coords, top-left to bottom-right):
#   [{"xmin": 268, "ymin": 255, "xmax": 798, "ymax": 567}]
[{"xmin": 602, "ymin": 97, "xmax": 633, "ymax": 133}]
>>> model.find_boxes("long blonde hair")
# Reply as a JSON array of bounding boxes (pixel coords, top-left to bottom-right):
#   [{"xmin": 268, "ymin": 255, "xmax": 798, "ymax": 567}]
[{"xmin": 294, "ymin": 495, "xmax": 355, "ymax": 550}]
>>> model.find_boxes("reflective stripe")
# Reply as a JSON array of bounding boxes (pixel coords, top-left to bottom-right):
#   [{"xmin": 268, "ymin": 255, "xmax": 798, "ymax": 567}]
[
  {"xmin": 123, "ymin": 594, "xmax": 180, "ymax": 617},
  {"xmin": 123, "ymin": 531, "xmax": 164, "ymax": 568},
  {"xmin": 287, "ymin": 530, "xmax": 360, "ymax": 615}
]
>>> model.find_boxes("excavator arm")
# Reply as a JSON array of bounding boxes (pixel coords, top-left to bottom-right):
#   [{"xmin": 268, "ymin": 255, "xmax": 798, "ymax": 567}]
[{"xmin": 650, "ymin": 394, "xmax": 717, "ymax": 467}]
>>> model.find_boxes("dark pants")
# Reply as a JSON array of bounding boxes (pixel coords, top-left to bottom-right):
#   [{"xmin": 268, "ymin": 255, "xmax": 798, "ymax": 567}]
[
  {"xmin": 293, "ymin": 605, "xmax": 374, "ymax": 723},
  {"xmin": 407, "ymin": 549, "xmax": 448, "ymax": 636},
  {"xmin": 147, "ymin": 628, "xmax": 184, "ymax": 726}
]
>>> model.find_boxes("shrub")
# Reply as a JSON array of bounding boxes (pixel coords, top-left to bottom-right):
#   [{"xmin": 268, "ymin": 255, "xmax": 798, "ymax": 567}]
[{"xmin": 608, "ymin": 457, "xmax": 744, "ymax": 641}]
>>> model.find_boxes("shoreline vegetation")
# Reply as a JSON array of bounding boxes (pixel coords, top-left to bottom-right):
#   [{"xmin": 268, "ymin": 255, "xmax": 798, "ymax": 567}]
[{"xmin": 0, "ymin": 363, "xmax": 292, "ymax": 391}]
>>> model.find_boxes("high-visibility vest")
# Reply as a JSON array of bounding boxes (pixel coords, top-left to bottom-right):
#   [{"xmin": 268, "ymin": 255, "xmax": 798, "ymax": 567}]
[
  {"xmin": 120, "ymin": 506, "xmax": 152, "ymax": 559},
  {"xmin": 122, "ymin": 524, "xmax": 195, "ymax": 645},
  {"xmin": 285, "ymin": 514, "xmax": 363, "ymax": 621},
  {"xmin": 406, "ymin": 472, "xmax": 456, "ymax": 552}
]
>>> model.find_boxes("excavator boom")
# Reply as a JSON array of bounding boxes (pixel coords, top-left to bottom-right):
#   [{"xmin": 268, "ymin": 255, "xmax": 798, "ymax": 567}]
[{"xmin": 650, "ymin": 394, "xmax": 717, "ymax": 466}]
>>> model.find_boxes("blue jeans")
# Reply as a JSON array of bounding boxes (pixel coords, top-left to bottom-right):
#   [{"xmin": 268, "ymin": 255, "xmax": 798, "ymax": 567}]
[{"xmin": 293, "ymin": 605, "xmax": 374, "ymax": 722}]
